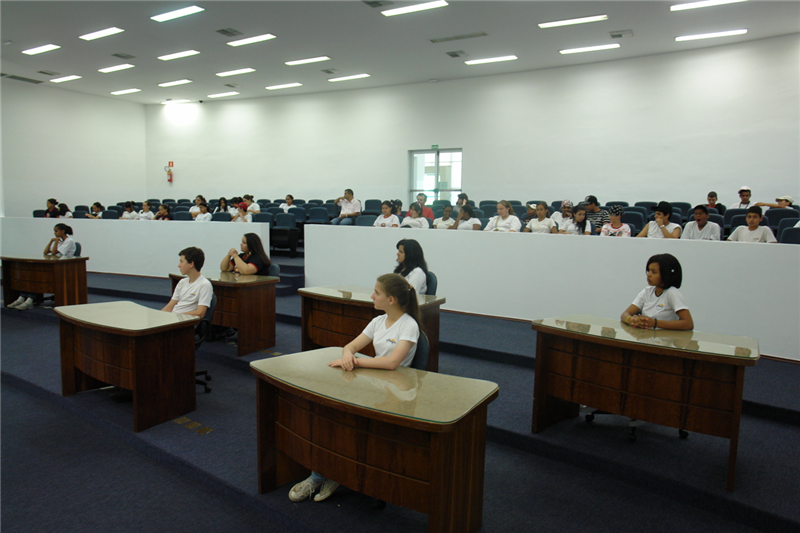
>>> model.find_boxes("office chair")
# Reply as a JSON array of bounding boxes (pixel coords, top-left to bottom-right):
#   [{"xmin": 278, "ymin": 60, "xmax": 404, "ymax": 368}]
[
  {"xmin": 410, "ymin": 331, "xmax": 430, "ymax": 371},
  {"xmin": 268, "ymin": 263, "xmax": 280, "ymax": 277},
  {"xmin": 425, "ymin": 271, "xmax": 437, "ymax": 296},
  {"xmin": 356, "ymin": 215, "xmax": 377, "ymax": 226},
  {"xmin": 195, "ymin": 294, "xmax": 217, "ymax": 393},
  {"xmin": 74, "ymin": 243, "xmax": 82, "ymax": 257}
]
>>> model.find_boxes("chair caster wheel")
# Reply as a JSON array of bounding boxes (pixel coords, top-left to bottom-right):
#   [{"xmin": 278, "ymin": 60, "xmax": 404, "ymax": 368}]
[
  {"xmin": 679, "ymin": 429, "xmax": 689, "ymax": 439},
  {"xmin": 585, "ymin": 413, "xmax": 595, "ymax": 422}
]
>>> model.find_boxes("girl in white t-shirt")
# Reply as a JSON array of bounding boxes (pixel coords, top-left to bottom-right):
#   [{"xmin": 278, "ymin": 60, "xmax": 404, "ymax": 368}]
[
  {"xmin": 400, "ymin": 203, "xmax": 427, "ymax": 229},
  {"xmin": 279, "ymin": 194, "xmax": 295, "ymax": 213},
  {"xmin": 621, "ymin": 253, "xmax": 694, "ymax": 330},
  {"xmin": 194, "ymin": 202, "xmax": 212, "ymax": 222},
  {"xmin": 58, "ymin": 203, "xmax": 73, "ymax": 218},
  {"xmin": 449, "ymin": 203, "xmax": 481, "ymax": 230},
  {"xmin": 232, "ymin": 202, "xmax": 252, "ymax": 223},
  {"xmin": 289, "ymin": 273, "xmax": 421, "ymax": 503},
  {"xmin": 524, "ymin": 202, "xmax": 557, "ymax": 234},
  {"xmin": 189, "ymin": 195, "xmax": 206, "ymax": 218},
  {"xmin": 374, "ymin": 200, "xmax": 400, "ymax": 227},
  {"xmin": 139, "ymin": 200, "xmax": 155, "ymax": 221},
  {"xmin": 120, "ymin": 201, "xmax": 139, "ymax": 220},
  {"xmin": 432, "ymin": 205, "xmax": 456, "ymax": 229},
  {"xmin": 558, "ymin": 205, "xmax": 591, "ymax": 235},
  {"xmin": 394, "ymin": 238, "xmax": 428, "ymax": 295},
  {"xmin": 484, "ymin": 200, "xmax": 521, "ymax": 232}
]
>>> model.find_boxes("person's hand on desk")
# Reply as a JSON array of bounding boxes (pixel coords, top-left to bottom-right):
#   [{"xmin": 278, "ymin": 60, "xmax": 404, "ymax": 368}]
[
  {"xmin": 329, "ymin": 351, "xmax": 357, "ymax": 371},
  {"xmin": 627, "ymin": 315, "xmax": 654, "ymax": 329}
]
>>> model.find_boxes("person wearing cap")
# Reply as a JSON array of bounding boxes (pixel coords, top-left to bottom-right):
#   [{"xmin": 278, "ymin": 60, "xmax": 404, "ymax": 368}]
[
  {"xmin": 681, "ymin": 205, "xmax": 721, "ymax": 241},
  {"xmin": 755, "ymin": 196, "xmax": 794, "ymax": 209},
  {"xmin": 232, "ymin": 202, "xmax": 252, "ymax": 223},
  {"xmin": 636, "ymin": 201, "xmax": 681, "ymax": 239},
  {"xmin": 705, "ymin": 191, "xmax": 726, "ymax": 215},
  {"xmin": 600, "ymin": 205, "xmax": 631, "ymax": 237},
  {"xmin": 551, "ymin": 200, "xmax": 573, "ymax": 229},
  {"xmin": 583, "ymin": 195, "xmax": 609, "ymax": 234},
  {"xmin": 730, "ymin": 186, "xmax": 755, "ymax": 210}
]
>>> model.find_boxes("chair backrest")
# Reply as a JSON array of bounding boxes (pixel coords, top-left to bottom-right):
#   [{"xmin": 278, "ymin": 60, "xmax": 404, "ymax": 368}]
[
  {"xmin": 634, "ymin": 201, "xmax": 658, "ymax": 209},
  {"xmin": 513, "ymin": 205, "xmax": 528, "ymax": 218},
  {"xmin": 324, "ymin": 203, "xmax": 340, "ymax": 218},
  {"xmin": 764, "ymin": 208, "xmax": 798, "ymax": 229},
  {"xmin": 174, "ymin": 205, "xmax": 190, "ymax": 212},
  {"xmin": 146, "ymin": 198, "xmax": 160, "ymax": 205},
  {"xmin": 74, "ymin": 242, "xmax": 82, "ymax": 257},
  {"xmin": 432, "ymin": 199, "xmax": 451, "ymax": 207},
  {"xmin": 195, "ymin": 294, "xmax": 217, "ymax": 350},
  {"xmin": 307, "ymin": 207, "xmax": 329, "ymax": 223},
  {"xmin": 626, "ymin": 206, "xmax": 648, "ymax": 218},
  {"xmin": 730, "ymin": 214, "xmax": 770, "ymax": 232},
  {"xmin": 410, "ymin": 331, "xmax": 430, "ymax": 371},
  {"xmin": 621, "ymin": 212, "xmax": 645, "ymax": 231},
  {"xmin": 266, "ymin": 207, "xmax": 283, "ymax": 217},
  {"xmin": 274, "ymin": 213, "xmax": 296, "ymax": 228},
  {"xmin": 268, "ymin": 263, "xmax": 280, "ymax": 277},
  {"xmin": 308, "ymin": 199, "xmax": 324, "ymax": 205},
  {"xmin": 161, "ymin": 198, "xmax": 176, "ymax": 203},
  {"xmin": 780, "ymin": 227, "xmax": 800, "ymax": 244},
  {"xmin": 473, "ymin": 209, "xmax": 485, "ymax": 218},
  {"xmin": 607, "ymin": 200, "xmax": 629, "ymax": 207},
  {"xmin": 723, "ymin": 208, "xmax": 749, "ymax": 227},
  {"xmin": 173, "ymin": 211, "xmax": 192, "ymax": 220},
  {"xmin": 33, "ymin": 209, "xmax": 47, "ymax": 218},
  {"xmin": 356, "ymin": 215, "xmax": 377, "ymax": 226},
  {"xmin": 551, "ymin": 200, "xmax": 562, "ymax": 211},
  {"xmin": 671, "ymin": 202, "xmax": 693, "ymax": 219},
  {"xmin": 507, "ymin": 200, "xmax": 522, "ymax": 206},
  {"xmin": 479, "ymin": 218, "xmax": 490, "ymax": 229},
  {"xmin": 707, "ymin": 207, "xmax": 718, "ymax": 214},
  {"xmin": 257, "ymin": 198, "xmax": 271, "ymax": 204},
  {"xmin": 177, "ymin": 199, "xmax": 192, "ymax": 205},
  {"xmin": 363, "ymin": 199, "xmax": 382, "ymax": 213},
  {"xmin": 288, "ymin": 206, "xmax": 306, "ymax": 222},
  {"xmin": 101, "ymin": 210, "xmax": 119, "ymax": 219},
  {"xmin": 425, "ymin": 271, "xmax": 437, "ymax": 296},
  {"xmin": 293, "ymin": 199, "xmax": 306, "ymax": 205},
  {"xmin": 253, "ymin": 213, "xmax": 273, "ymax": 226},
  {"xmin": 479, "ymin": 200, "xmax": 497, "ymax": 210},
  {"xmin": 211, "ymin": 212, "xmax": 230, "ymax": 222},
  {"xmin": 778, "ymin": 217, "xmax": 800, "ymax": 241}
]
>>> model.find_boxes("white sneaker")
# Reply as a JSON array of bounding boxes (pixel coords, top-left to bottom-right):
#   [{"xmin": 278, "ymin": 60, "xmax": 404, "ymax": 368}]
[
  {"xmin": 314, "ymin": 480, "xmax": 340, "ymax": 502},
  {"xmin": 289, "ymin": 476, "xmax": 321, "ymax": 502},
  {"xmin": 17, "ymin": 298, "xmax": 35, "ymax": 310},
  {"xmin": 7, "ymin": 296, "xmax": 25, "ymax": 308}
]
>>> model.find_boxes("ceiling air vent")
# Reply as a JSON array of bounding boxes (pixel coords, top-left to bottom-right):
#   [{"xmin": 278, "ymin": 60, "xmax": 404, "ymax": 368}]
[
  {"xmin": 112, "ymin": 52, "xmax": 135, "ymax": 59},
  {"xmin": 38, "ymin": 70, "xmax": 60, "ymax": 76},
  {"xmin": 446, "ymin": 50, "xmax": 468, "ymax": 58},
  {"xmin": 431, "ymin": 32, "xmax": 487, "ymax": 44},
  {"xmin": 223, "ymin": 83, "xmax": 241, "ymax": 88},
  {"xmin": 217, "ymin": 28, "xmax": 243, "ymax": 37},
  {"xmin": 4, "ymin": 74, "xmax": 43, "ymax": 84},
  {"xmin": 363, "ymin": 1, "xmax": 393, "ymax": 7},
  {"xmin": 321, "ymin": 68, "xmax": 338, "ymax": 74},
  {"xmin": 610, "ymin": 30, "xmax": 634, "ymax": 39}
]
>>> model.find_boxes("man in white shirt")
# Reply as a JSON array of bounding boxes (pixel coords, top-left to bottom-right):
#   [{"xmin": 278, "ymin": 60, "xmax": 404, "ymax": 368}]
[
  {"xmin": 728, "ymin": 206, "xmax": 777, "ymax": 243},
  {"xmin": 681, "ymin": 205, "xmax": 721, "ymax": 241},
  {"xmin": 161, "ymin": 247, "xmax": 213, "ymax": 318},
  {"xmin": 730, "ymin": 186, "xmax": 755, "ymax": 210},
  {"xmin": 331, "ymin": 189, "xmax": 362, "ymax": 225}
]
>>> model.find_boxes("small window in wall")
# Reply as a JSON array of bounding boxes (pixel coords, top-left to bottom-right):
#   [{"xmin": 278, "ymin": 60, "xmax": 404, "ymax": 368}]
[{"xmin": 409, "ymin": 149, "xmax": 462, "ymax": 205}]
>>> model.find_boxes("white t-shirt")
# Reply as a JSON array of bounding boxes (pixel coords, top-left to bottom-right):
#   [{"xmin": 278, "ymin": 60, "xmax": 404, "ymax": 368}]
[
  {"xmin": 404, "ymin": 267, "xmax": 427, "ymax": 295},
  {"xmin": 279, "ymin": 203, "xmax": 293, "ymax": 213},
  {"xmin": 485, "ymin": 215, "xmax": 521, "ymax": 232},
  {"xmin": 681, "ymin": 221, "xmax": 721, "ymax": 241},
  {"xmin": 559, "ymin": 219, "xmax": 590, "ymax": 235},
  {"xmin": 195, "ymin": 212, "xmax": 212, "ymax": 222},
  {"xmin": 247, "ymin": 203, "xmax": 260, "ymax": 214},
  {"xmin": 57, "ymin": 235, "xmax": 76, "ymax": 258},
  {"xmin": 62, "ymin": 211, "xmax": 73, "ymax": 219},
  {"xmin": 795, "ymin": 220, "xmax": 800, "ymax": 228},
  {"xmin": 400, "ymin": 217, "xmax": 427, "ymax": 229},
  {"xmin": 120, "ymin": 210, "xmax": 139, "ymax": 220},
  {"xmin": 235, "ymin": 212, "xmax": 253, "ymax": 223},
  {"xmin": 433, "ymin": 217, "xmax": 455, "ymax": 229},
  {"xmin": 632, "ymin": 286, "xmax": 689, "ymax": 322},
  {"xmin": 374, "ymin": 214, "xmax": 400, "ymax": 227},
  {"xmin": 189, "ymin": 205, "xmax": 201, "ymax": 214},
  {"xmin": 526, "ymin": 218, "xmax": 556, "ymax": 234},
  {"xmin": 362, "ymin": 313, "xmax": 419, "ymax": 367},
  {"xmin": 728, "ymin": 225, "xmax": 777, "ymax": 243},
  {"xmin": 456, "ymin": 217, "xmax": 482, "ymax": 230},
  {"xmin": 601, "ymin": 223, "xmax": 631, "ymax": 237},
  {"xmin": 138, "ymin": 210, "xmax": 154, "ymax": 221},
  {"xmin": 645, "ymin": 221, "xmax": 681, "ymax": 238},
  {"xmin": 229, "ymin": 206, "xmax": 239, "ymax": 217},
  {"xmin": 730, "ymin": 201, "xmax": 755, "ymax": 210},
  {"xmin": 337, "ymin": 198, "xmax": 362, "ymax": 216},
  {"xmin": 170, "ymin": 275, "xmax": 213, "ymax": 315}
]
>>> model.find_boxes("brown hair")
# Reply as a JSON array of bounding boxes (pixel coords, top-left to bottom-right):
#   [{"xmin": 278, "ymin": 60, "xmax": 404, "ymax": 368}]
[{"xmin": 377, "ymin": 273, "xmax": 422, "ymax": 327}]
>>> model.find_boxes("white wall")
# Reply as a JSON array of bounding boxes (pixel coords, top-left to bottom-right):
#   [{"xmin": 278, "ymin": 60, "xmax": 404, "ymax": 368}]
[
  {"xmin": 1, "ymin": 80, "xmax": 147, "ymax": 217},
  {"xmin": 0, "ymin": 218, "xmax": 269, "ymax": 278},
  {"xmin": 305, "ymin": 225, "xmax": 800, "ymax": 362},
  {"xmin": 143, "ymin": 34, "xmax": 799, "ymax": 208}
]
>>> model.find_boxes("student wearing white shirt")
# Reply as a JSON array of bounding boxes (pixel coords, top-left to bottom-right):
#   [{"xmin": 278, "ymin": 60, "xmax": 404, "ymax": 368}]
[
  {"xmin": 727, "ymin": 206, "xmax": 777, "ymax": 243},
  {"xmin": 399, "ymin": 203, "xmax": 428, "ymax": 229},
  {"xmin": 557, "ymin": 206, "xmax": 592, "ymax": 235},
  {"xmin": 84, "ymin": 202, "xmax": 104, "ymax": 219},
  {"xmin": 484, "ymin": 200, "xmax": 522, "ymax": 232},
  {"xmin": 621, "ymin": 253, "xmax": 694, "ymax": 331},
  {"xmin": 58, "ymin": 203, "xmax": 73, "ymax": 218},
  {"xmin": 394, "ymin": 239, "xmax": 428, "ymax": 295},
  {"xmin": 279, "ymin": 194, "xmax": 295, "ymax": 213},
  {"xmin": 433, "ymin": 205, "xmax": 456, "ymax": 229},
  {"xmin": 373, "ymin": 200, "xmax": 400, "ymax": 227},
  {"xmin": 449, "ymin": 203, "xmax": 481, "ymax": 230},
  {"xmin": 232, "ymin": 202, "xmax": 252, "ymax": 223},
  {"xmin": 120, "ymin": 201, "xmax": 140, "ymax": 220},
  {"xmin": 524, "ymin": 202, "xmax": 557, "ymax": 234},
  {"xmin": 194, "ymin": 202, "xmax": 212, "ymax": 222},
  {"xmin": 189, "ymin": 195, "xmax": 206, "ymax": 218},
  {"xmin": 331, "ymin": 189, "xmax": 362, "ymax": 225},
  {"xmin": 550, "ymin": 200, "xmax": 572, "ymax": 230},
  {"xmin": 681, "ymin": 205, "xmax": 721, "ymax": 241},
  {"xmin": 243, "ymin": 194, "xmax": 260, "ymax": 215},
  {"xmin": 213, "ymin": 197, "xmax": 231, "ymax": 218},
  {"xmin": 637, "ymin": 201, "xmax": 681, "ymax": 239},
  {"xmin": 289, "ymin": 273, "xmax": 421, "ymax": 503},
  {"xmin": 138, "ymin": 200, "xmax": 155, "ymax": 221},
  {"xmin": 729, "ymin": 186, "xmax": 755, "ymax": 210},
  {"xmin": 600, "ymin": 205, "xmax": 632, "ymax": 237}
]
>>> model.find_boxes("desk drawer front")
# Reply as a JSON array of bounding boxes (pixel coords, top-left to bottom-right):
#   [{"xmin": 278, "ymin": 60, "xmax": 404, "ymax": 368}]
[
  {"xmin": 72, "ymin": 327, "xmax": 135, "ymax": 389},
  {"xmin": 312, "ymin": 299, "xmax": 375, "ymax": 320}
]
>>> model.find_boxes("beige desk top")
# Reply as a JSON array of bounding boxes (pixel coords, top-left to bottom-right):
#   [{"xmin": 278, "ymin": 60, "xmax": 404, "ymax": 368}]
[
  {"xmin": 533, "ymin": 314, "xmax": 759, "ymax": 361},
  {"xmin": 55, "ymin": 301, "xmax": 199, "ymax": 334},
  {"xmin": 251, "ymin": 347, "xmax": 497, "ymax": 425},
  {"xmin": 170, "ymin": 271, "xmax": 278, "ymax": 285},
  {"xmin": 299, "ymin": 285, "xmax": 445, "ymax": 307}
]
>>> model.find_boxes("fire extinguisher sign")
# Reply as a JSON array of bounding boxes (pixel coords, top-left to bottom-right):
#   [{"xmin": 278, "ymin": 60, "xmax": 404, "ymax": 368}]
[{"xmin": 168, "ymin": 161, "xmax": 174, "ymax": 167}]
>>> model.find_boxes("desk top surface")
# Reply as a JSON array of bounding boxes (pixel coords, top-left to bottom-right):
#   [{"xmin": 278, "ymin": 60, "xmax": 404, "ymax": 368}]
[
  {"xmin": 170, "ymin": 271, "xmax": 278, "ymax": 285},
  {"xmin": 55, "ymin": 301, "xmax": 199, "ymax": 332},
  {"xmin": 533, "ymin": 314, "xmax": 759, "ymax": 361},
  {"xmin": 299, "ymin": 285, "xmax": 445, "ymax": 307},
  {"xmin": 251, "ymin": 347, "xmax": 497, "ymax": 425},
  {"xmin": 1, "ymin": 255, "xmax": 88, "ymax": 263}
]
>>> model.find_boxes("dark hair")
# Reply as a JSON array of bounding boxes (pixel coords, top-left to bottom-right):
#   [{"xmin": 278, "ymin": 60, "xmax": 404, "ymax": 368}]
[
  {"xmin": 217, "ymin": 198, "xmax": 228, "ymax": 211},
  {"xmin": 159, "ymin": 204, "xmax": 171, "ymax": 214},
  {"xmin": 573, "ymin": 206, "xmax": 588, "ymax": 233},
  {"xmin": 54, "ymin": 223, "xmax": 73, "ymax": 235},
  {"xmin": 196, "ymin": 195, "xmax": 206, "ymax": 202},
  {"xmin": 47, "ymin": 198, "xmax": 58, "ymax": 206},
  {"xmin": 460, "ymin": 203, "xmax": 475, "ymax": 218},
  {"xmin": 647, "ymin": 253, "xmax": 682, "ymax": 290},
  {"xmin": 58, "ymin": 203, "xmax": 71, "ymax": 216},
  {"xmin": 707, "ymin": 191, "xmax": 718, "ymax": 198},
  {"xmin": 92, "ymin": 202, "xmax": 104, "ymax": 211},
  {"xmin": 243, "ymin": 233, "xmax": 271, "ymax": 268},
  {"xmin": 393, "ymin": 199, "xmax": 403, "ymax": 215},
  {"xmin": 457, "ymin": 193, "xmax": 469, "ymax": 202},
  {"xmin": 381, "ymin": 200, "xmax": 394, "ymax": 210},
  {"xmin": 285, "ymin": 194, "xmax": 294, "ymax": 201},
  {"xmin": 344, "ymin": 188, "xmax": 354, "ymax": 196},
  {"xmin": 394, "ymin": 239, "xmax": 428, "ymax": 277},
  {"xmin": 199, "ymin": 202, "xmax": 209, "ymax": 211},
  {"xmin": 693, "ymin": 205, "xmax": 708, "ymax": 215},
  {"xmin": 747, "ymin": 206, "xmax": 763, "ymax": 217},
  {"xmin": 243, "ymin": 194, "xmax": 254, "ymax": 201},
  {"xmin": 417, "ymin": 193, "xmax": 428, "ymax": 201},
  {"xmin": 142, "ymin": 200, "xmax": 152, "ymax": 210},
  {"xmin": 377, "ymin": 273, "xmax": 422, "ymax": 326},
  {"xmin": 536, "ymin": 201, "xmax": 549, "ymax": 218},
  {"xmin": 180, "ymin": 247, "xmax": 205, "ymax": 271},
  {"xmin": 124, "ymin": 201, "xmax": 134, "ymax": 210},
  {"xmin": 407, "ymin": 203, "xmax": 422, "ymax": 217}
]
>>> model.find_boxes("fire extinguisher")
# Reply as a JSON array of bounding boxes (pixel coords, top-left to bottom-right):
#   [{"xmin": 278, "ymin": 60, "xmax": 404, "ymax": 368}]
[{"xmin": 165, "ymin": 166, "xmax": 173, "ymax": 183}]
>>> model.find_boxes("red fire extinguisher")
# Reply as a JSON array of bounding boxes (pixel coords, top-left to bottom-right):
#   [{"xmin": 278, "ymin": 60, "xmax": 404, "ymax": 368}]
[{"xmin": 165, "ymin": 166, "xmax": 173, "ymax": 183}]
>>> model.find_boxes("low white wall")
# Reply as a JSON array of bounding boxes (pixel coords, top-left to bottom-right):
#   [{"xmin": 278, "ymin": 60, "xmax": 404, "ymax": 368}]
[
  {"xmin": 305, "ymin": 225, "xmax": 800, "ymax": 361},
  {"xmin": 0, "ymin": 218, "xmax": 270, "ymax": 278}
]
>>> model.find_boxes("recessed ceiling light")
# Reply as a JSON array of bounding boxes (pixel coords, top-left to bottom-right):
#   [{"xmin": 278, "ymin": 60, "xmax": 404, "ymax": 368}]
[
  {"xmin": 151, "ymin": 6, "xmax": 205, "ymax": 22},
  {"xmin": 110, "ymin": 88, "xmax": 141, "ymax": 95},
  {"xmin": 227, "ymin": 34, "xmax": 276, "ymax": 47},
  {"xmin": 208, "ymin": 91, "xmax": 239, "ymax": 98},
  {"xmin": 158, "ymin": 79, "xmax": 193, "ymax": 87},
  {"xmin": 161, "ymin": 99, "xmax": 191, "ymax": 105},
  {"xmin": 216, "ymin": 68, "xmax": 255, "ymax": 77},
  {"xmin": 538, "ymin": 15, "xmax": 608, "ymax": 29},
  {"xmin": 22, "ymin": 44, "xmax": 60, "ymax": 55},
  {"xmin": 99, "ymin": 63, "xmax": 135, "ymax": 73},
  {"xmin": 328, "ymin": 73, "xmax": 370, "ymax": 82},
  {"xmin": 382, "ymin": 0, "xmax": 448, "ymax": 17},
  {"xmin": 285, "ymin": 56, "xmax": 331, "ymax": 66},
  {"xmin": 464, "ymin": 55, "xmax": 518, "ymax": 65},
  {"xmin": 266, "ymin": 83, "xmax": 303, "ymax": 90},
  {"xmin": 50, "ymin": 75, "xmax": 82, "ymax": 83},
  {"xmin": 675, "ymin": 29, "xmax": 747, "ymax": 41},
  {"xmin": 158, "ymin": 50, "xmax": 200, "ymax": 61},
  {"xmin": 559, "ymin": 43, "xmax": 620, "ymax": 55},
  {"xmin": 80, "ymin": 27, "xmax": 124, "ymax": 41},
  {"xmin": 671, "ymin": 0, "xmax": 748, "ymax": 12}
]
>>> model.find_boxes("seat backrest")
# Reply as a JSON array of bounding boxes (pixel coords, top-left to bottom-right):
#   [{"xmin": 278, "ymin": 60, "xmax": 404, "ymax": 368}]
[
  {"xmin": 253, "ymin": 213, "xmax": 273, "ymax": 225},
  {"xmin": 33, "ymin": 209, "xmax": 47, "ymax": 218},
  {"xmin": 293, "ymin": 199, "xmax": 306, "ymax": 205},
  {"xmin": 161, "ymin": 198, "xmax": 176, "ymax": 203},
  {"xmin": 324, "ymin": 203, "xmax": 340, "ymax": 217},
  {"xmin": 473, "ymin": 209, "xmax": 485, "ymax": 218},
  {"xmin": 211, "ymin": 212, "xmax": 230, "ymax": 221},
  {"xmin": 723, "ymin": 208, "xmax": 749, "ymax": 227},
  {"xmin": 74, "ymin": 242, "xmax": 82, "ymax": 257},
  {"xmin": 731, "ymin": 214, "xmax": 769, "ymax": 232},
  {"xmin": 634, "ymin": 201, "xmax": 657, "ymax": 209},
  {"xmin": 410, "ymin": 331, "xmax": 430, "ymax": 371},
  {"xmin": 101, "ymin": 210, "xmax": 119, "ymax": 219},
  {"xmin": 257, "ymin": 198, "xmax": 271, "ymax": 204},
  {"xmin": 266, "ymin": 207, "xmax": 283, "ymax": 217},
  {"xmin": 177, "ymin": 199, "xmax": 192, "ymax": 205},
  {"xmin": 195, "ymin": 294, "xmax": 217, "ymax": 350},
  {"xmin": 432, "ymin": 199, "xmax": 451, "ymax": 207},
  {"xmin": 479, "ymin": 218, "xmax": 490, "ymax": 229},
  {"xmin": 671, "ymin": 202, "xmax": 693, "ymax": 218},
  {"xmin": 621, "ymin": 212, "xmax": 645, "ymax": 230},
  {"xmin": 778, "ymin": 217, "xmax": 800, "ymax": 241},
  {"xmin": 479, "ymin": 200, "xmax": 497, "ymax": 209},
  {"xmin": 626, "ymin": 206, "xmax": 648, "ymax": 218},
  {"xmin": 274, "ymin": 213, "xmax": 296, "ymax": 228},
  {"xmin": 308, "ymin": 199, "xmax": 324, "ymax": 205},
  {"xmin": 268, "ymin": 263, "xmax": 280, "ymax": 277},
  {"xmin": 174, "ymin": 205, "xmax": 190, "ymax": 212},
  {"xmin": 174, "ymin": 211, "xmax": 193, "ymax": 221},
  {"xmin": 765, "ymin": 208, "xmax": 798, "ymax": 228},
  {"xmin": 607, "ymin": 200, "xmax": 629, "ymax": 207},
  {"xmin": 780, "ymin": 227, "xmax": 800, "ymax": 244},
  {"xmin": 288, "ymin": 207, "xmax": 306, "ymax": 222},
  {"xmin": 507, "ymin": 200, "xmax": 522, "ymax": 206},
  {"xmin": 551, "ymin": 200, "xmax": 562, "ymax": 211},
  {"xmin": 425, "ymin": 271, "xmax": 437, "ymax": 295},
  {"xmin": 308, "ymin": 207, "xmax": 329, "ymax": 222},
  {"xmin": 364, "ymin": 199, "xmax": 382, "ymax": 212},
  {"xmin": 513, "ymin": 205, "xmax": 527, "ymax": 218},
  {"xmin": 356, "ymin": 215, "xmax": 377, "ymax": 226}
]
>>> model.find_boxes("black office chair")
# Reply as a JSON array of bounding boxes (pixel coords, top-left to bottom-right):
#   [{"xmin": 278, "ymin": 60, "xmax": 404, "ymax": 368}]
[
  {"xmin": 425, "ymin": 271, "xmax": 437, "ymax": 296},
  {"xmin": 195, "ymin": 294, "xmax": 217, "ymax": 393},
  {"xmin": 410, "ymin": 331, "xmax": 430, "ymax": 371},
  {"xmin": 268, "ymin": 263, "xmax": 280, "ymax": 277},
  {"xmin": 74, "ymin": 243, "xmax": 82, "ymax": 257}
]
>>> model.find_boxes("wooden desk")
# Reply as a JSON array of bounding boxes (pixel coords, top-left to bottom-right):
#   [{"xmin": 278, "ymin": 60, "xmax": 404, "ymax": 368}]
[
  {"xmin": 531, "ymin": 314, "xmax": 759, "ymax": 492},
  {"xmin": 170, "ymin": 272, "xmax": 278, "ymax": 357},
  {"xmin": 251, "ymin": 348, "xmax": 498, "ymax": 533},
  {"xmin": 2, "ymin": 255, "xmax": 88, "ymax": 307},
  {"xmin": 299, "ymin": 285, "xmax": 446, "ymax": 372},
  {"xmin": 56, "ymin": 301, "xmax": 200, "ymax": 432}
]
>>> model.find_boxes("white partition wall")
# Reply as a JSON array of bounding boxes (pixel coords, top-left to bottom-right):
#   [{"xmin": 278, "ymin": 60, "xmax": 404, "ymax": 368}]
[
  {"xmin": 305, "ymin": 225, "xmax": 800, "ymax": 361},
  {"xmin": 0, "ymin": 218, "xmax": 269, "ymax": 278}
]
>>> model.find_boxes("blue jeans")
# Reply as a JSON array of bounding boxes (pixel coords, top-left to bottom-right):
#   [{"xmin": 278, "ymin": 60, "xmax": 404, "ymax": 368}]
[{"xmin": 331, "ymin": 216, "xmax": 354, "ymax": 225}]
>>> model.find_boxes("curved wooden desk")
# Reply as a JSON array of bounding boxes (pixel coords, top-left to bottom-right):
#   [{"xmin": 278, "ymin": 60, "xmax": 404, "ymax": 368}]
[
  {"xmin": 531, "ymin": 314, "xmax": 759, "ymax": 492},
  {"xmin": 170, "ymin": 271, "xmax": 278, "ymax": 357},
  {"xmin": 2, "ymin": 255, "xmax": 88, "ymax": 307},
  {"xmin": 56, "ymin": 301, "xmax": 199, "ymax": 432},
  {"xmin": 251, "ymin": 348, "xmax": 498, "ymax": 532},
  {"xmin": 299, "ymin": 285, "xmax": 446, "ymax": 372}
]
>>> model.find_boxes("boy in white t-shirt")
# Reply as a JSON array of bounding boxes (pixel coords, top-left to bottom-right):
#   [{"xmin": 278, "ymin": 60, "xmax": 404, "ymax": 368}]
[
  {"xmin": 162, "ymin": 246, "xmax": 214, "ymax": 318},
  {"xmin": 728, "ymin": 206, "xmax": 777, "ymax": 243}
]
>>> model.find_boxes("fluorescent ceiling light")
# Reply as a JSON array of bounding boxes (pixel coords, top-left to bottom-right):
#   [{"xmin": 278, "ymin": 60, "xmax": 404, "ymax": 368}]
[
  {"xmin": 98, "ymin": 63, "xmax": 135, "ymax": 73},
  {"xmin": 671, "ymin": 0, "xmax": 747, "ymax": 12},
  {"xmin": 110, "ymin": 88, "xmax": 141, "ymax": 95},
  {"xmin": 161, "ymin": 99, "xmax": 191, "ymax": 105},
  {"xmin": 216, "ymin": 68, "xmax": 255, "ymax": 77},
  {"xmin": 560, "ymin": 43, "xmax": 620, "ymax": 55},
  {"xmin": 158, "ymin": 50, "xmax": 200, "ymax": 61},
  {"xmin": 158, "ymin": 79, "xmax": 193, "ymax": 87},
  {"xmin": 79, "ymin": 27, "xmax": 124, "ymax": 40},
  {"xmin": 328, "ymin": 73, "xmax": 370, "ymax": 82},
  {"xmin": 285, "ymin": 56, "xmax": 331, "ymax": 66},
  {"xmin": 676, "ymin": 29, "xmax": 747, "ymax": 41},
  {"xmin": 50, "ymin": 75, "xmax": 82, "ymax": 83},
  {"xmin": 382, "ymin": 1, "xmax": 448, "ymax": 17},
  {"xmin": 151, "ymin": 6, "xmax": 204, "ymax": 22},
  {"xmin": 227, "ymin": 34, "xmax": 276, "ymax": 47},
  {"xmin": 266, "ymin": 83, "xmax": 303, "ymax": 90},
  {"xmin": 538, "ymin": 15, "xmax": 608, "ymax": 28},
  {"xmin": 22, "ymin": 44, "xmax": 60, "ymax": 55},
  {"xmin": 465, "ymin": 55, "xmax": 518, "ymax": 65},
  {"xmin": 208, "ymin": 91, "xmax": 239, "ymax": 98}
]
